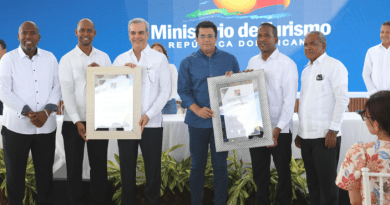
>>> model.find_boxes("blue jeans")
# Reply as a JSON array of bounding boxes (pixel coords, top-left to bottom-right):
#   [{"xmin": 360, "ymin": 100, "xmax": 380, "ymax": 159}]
[{"xmin": 188, "ymin": 126, "xmax": 228, "ymax": 205}]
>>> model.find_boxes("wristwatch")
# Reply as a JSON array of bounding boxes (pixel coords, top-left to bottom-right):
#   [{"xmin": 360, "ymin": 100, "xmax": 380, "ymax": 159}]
[{"xmin": 329, "ymin": 129, "xmax": 339, "ymax": 135}]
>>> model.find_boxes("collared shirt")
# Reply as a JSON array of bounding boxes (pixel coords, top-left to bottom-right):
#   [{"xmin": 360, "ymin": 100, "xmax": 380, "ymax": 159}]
[
  {"xmin": 0, "ymin": 46, "xmax": 61, "ymax": 134},
  {"xmin": 362, "ymin": 43, "xmax": 390, "ymax": 96},
  {"xmin": 298, "ymin": 53, "xmax": 349, "ymax": 139},
  {"xmin": 247, "ymin": 49, "xmax": 298, "ymax": 133},
  {"xmin": 169, "ymin": 64, "xmax": 178, "ymax": 100},
  {"xmin": 59, "ymin": 45, "xmax": 111, "ymax": 123},
  {"xmin": 113, "ymin": 45, "xmax": 172, "ymax": 128},
  {"xmin": 178, "ymin": 47, "xmax": 240, "ymax": 128}
]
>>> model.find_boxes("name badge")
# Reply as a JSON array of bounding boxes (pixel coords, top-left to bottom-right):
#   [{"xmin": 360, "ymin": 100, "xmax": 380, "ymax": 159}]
[{"xmin": 316, "ymin": 74, "xmax": 323, "ymax": 81}]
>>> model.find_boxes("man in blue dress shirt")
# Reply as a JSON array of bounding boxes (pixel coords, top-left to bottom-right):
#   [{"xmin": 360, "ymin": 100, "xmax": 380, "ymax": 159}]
[{"xmin": 178, "ymin": 20, "xmax": 240, "ymax": 205}]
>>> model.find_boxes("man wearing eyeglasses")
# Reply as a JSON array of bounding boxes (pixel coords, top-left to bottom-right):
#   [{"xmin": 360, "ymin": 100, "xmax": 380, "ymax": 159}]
[
  {"xmin": 112, "ymin": 18, "xmax": 171, "ymax": 205},
  {"xmin": 178, "ymin": 20, "xmax": 240, "ymax": 205}
]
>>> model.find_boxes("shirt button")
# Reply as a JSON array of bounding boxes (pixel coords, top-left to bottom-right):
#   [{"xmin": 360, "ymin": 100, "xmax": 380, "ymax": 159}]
[
  {"xmin": 210, "ymin": 74, "xmax": 212, "ymax": 76},
  {"xmin": 37, "ymin": 102, "xmax": 39, "ymax": 104},
  {"xmin": 36, "ymin": 91, "xmax": 38, "ymax": 93},
  {"xmin": 35, "ymin": 80, "xmax": 37, "ymax": 82}
]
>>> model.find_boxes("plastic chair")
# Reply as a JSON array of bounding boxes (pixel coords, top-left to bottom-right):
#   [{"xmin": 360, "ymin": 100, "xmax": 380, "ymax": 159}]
[{"xmin": 361, "ymin": 167, "xmax": 390, "ymax": 205}]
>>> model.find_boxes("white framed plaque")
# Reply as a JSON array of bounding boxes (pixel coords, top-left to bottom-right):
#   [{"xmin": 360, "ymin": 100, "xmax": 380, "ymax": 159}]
[
  {"xmin": 86, "ymin": 66, "xmax": 142, "ymax": 139},
  {"xmin": 207, "ymin": 70, "xmax": 273, "ymax": 152}
]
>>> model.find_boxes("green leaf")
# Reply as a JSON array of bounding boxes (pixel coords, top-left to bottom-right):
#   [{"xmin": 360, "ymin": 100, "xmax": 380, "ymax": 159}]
[
  {"xmin": 114, "ymin": 154, "xmax": 121, "ymax": 165},
  {"xmin": 107, "ymin": 160, "xmax": 119, "ymax": 170},
  {"xmin": 163, "ymin": 144, "xmax": 184, "ymax": 155}
]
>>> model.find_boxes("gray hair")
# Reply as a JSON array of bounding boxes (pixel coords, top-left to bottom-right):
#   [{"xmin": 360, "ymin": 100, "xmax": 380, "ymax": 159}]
[
  {"xmin": 128, "ymin": 18, "xmax": 149, "ymax": 33},
  {"xmin": 383, "ymin": 21, "xmax": 390, "ymax": 27},
  {"xmin": 77, "ymin": 18, "xmax": 95, "ymax": 30},
  {"xmin": 306, "ymin": 31, "xmax": 326, "ymax": 44},
  {"xmin": 19, "ymin": 21, "xmax": 39, "ymax": 35}
]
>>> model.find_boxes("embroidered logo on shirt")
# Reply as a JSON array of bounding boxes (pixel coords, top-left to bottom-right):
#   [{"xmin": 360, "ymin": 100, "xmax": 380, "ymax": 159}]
[{"xmin": 316, "ymin": 74, "xmax": 323, "ymax": 81}]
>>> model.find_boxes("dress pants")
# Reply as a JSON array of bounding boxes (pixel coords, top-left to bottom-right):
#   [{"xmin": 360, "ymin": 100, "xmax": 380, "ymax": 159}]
[
  {"xmin": 118, "ymin": 127, "xmax": 163, "ymax": 205},
  {"xmin": 1, "ymin": 126, "xmax": 56, "ymax": 205},
  {"xmin": 62, "ymin": 121, "xmax": 109, "ymax": 205},
  {"xmin": 301, "ymin": 136, "xmax": 341, "ymax": 205},
  {"xmin": 249, "ymin": 132, "xmax": 292, "ymax": 205},
  {"xmin": 188, "ymin": 126, "xmax": 229, "ymax": 205}
]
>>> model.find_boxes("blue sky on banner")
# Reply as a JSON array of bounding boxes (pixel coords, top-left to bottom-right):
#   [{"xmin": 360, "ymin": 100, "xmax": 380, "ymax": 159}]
[
  {"xmin": 145, "ymin": 0, "xmax": 389, "ymax": 92},
  {"xmin": 0, "ymin": 0, "xmax": 389, "ymax": 91}
]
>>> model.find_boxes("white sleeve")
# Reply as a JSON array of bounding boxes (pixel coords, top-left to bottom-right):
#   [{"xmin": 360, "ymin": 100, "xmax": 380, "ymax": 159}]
[
  {"xmin": 276, "ymin": 61, "xmax": 299, "ymax": 130},
  {"xmin": 0, "ymin": 54, "xmax": 29, "ymax": 117},
  {"xmin": 45, "ymin": 55, "xmax": 62, "ymax": 115},
  {"xmin": 145, "ymin": 57, "xmax": 172, "ymax": 119},
  {"xmin": 362, "ymin": 49, "xmax": 377, "ymax": 96},
  {"xmin": 58, "ymin": 56, "xmax": 81, "ymax": 123},
  {"xmin": 170, "ymin": 64, "xmax": 178, "ymax": 100},
  {"xmin": 329, "ymin": 63, "xmax": 349, "ymax": 131}
]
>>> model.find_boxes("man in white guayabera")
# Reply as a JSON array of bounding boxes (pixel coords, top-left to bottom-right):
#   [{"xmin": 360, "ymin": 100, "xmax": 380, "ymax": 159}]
[
  {"xmin": 112, "ymin": 18, "xmax": 171, "ymax": 205},
  {"xmin": 58, "ymin": 18, "xmax": 111, "ymax": 205}
]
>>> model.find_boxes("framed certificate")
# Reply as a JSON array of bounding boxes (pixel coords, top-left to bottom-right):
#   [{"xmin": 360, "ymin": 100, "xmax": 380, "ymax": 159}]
[
  {"xmin": 86, "ymin": 66, "xmax": 142, "ymax": 139},
  {"xmin": 207, "ymin": 70, "xmax": 273, "ymax": 152}
]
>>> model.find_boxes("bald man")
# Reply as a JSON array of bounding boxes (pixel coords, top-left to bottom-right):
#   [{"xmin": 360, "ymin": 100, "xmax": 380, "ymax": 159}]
[
  {"xmin": 58, "ymin": 18, "xmax": 111, "ymax": 205},
  {"xmin": 0, "ymin": 21, "xmax": 61, "ymax": 205}
]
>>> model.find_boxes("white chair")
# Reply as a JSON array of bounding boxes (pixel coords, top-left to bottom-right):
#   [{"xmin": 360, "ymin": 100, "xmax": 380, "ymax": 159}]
[{"xmin": 361, "ymin": 167, "xmax": 390, "ymax": 205}]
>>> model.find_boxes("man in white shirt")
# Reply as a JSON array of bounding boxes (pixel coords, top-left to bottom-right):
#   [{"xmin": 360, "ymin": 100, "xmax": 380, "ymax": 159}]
[
  {"xmin": 245, "ymin": 23, "xmax": 298, "ymax": 205},
  {"xmin": 363, "ymin": 21, "xmax": 390, "ymax": 96},
  {"xmin": 112, "ymin": 18, "xmax": 171, "ymax": 205},
  {"xmin": 58, "ymin": 19, "xmax": 111, "ymax": 205},
  {"xmin": 295, "ymin": 31, "xmax": 349, "ymax": 205},
  {"xmin": 0, "ymin": 39, "xmax": 6, "ymax": 115},
  {"xmin": 0, "ymin": 21, "xmax": 61, "ymax": 205}
]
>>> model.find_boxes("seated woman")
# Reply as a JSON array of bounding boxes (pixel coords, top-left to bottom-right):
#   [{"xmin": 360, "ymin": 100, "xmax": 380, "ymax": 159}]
[
  {"xmin": 151, "ymin": 42, "xmax": 178, "ymax": 114},
  {"xmin": 336, "ymin": 91, "xmax": 390, "ymax": 204}
]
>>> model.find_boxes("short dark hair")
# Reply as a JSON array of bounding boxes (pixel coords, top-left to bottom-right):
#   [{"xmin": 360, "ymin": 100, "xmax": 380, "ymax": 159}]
[
  {"xmin": 19, "ymin": 21, "xmax": 39, "ymax": 35},
  {"xmin": 259, "ymin": 23, "xmax": 277, "ymax": 38},
  {"xmin": 77, "ymin": 18, "xmax": 95, "ymax": 30},
  {"xmin": 196, "ymin": 21, "xmax": 218, "ymax": 38},
  {"xmin": 382, "ymin": 21, "xmax": 390, "ymax": 27},
  {"xmin": 151, "ymin": 42, "xmax": 169, "ymax": 59},
  {"xmin": 364, "ymin": 90, "xmax": 390, "ymax": 137},
  {"xmin": 0, "ymin": 39, "xmax": 5, "ymax": 50}
]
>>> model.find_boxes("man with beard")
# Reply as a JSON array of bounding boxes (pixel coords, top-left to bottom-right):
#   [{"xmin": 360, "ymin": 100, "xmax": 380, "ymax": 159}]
[
  {"xmin": 363, "ymin": 21, "xmax": 390, "ymax": 97},
  {"xmin": 112, "ymin": 18, "xmax": 171, "ymax": 205},
  {"xmin": 295, "ymin": 31, "xmax": 349, "ymax": 205},
  {"xmin": 244, "ymin": 23, "xmax": 298, "ymax": 205},
  {"xmin": 0, "ymin": 21, "xmax": 61, "ymax": 205},
  {"xmin": 58, "ymin": 18, "xmax": 111, "ymax": 205}
]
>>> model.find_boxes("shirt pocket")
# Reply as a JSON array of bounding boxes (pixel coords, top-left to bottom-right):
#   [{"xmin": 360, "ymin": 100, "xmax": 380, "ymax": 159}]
[
  {"xmin": 300, "ymin": 76, "xmax": 309, "ymax": 90},
  {"xmin": 315, "ymin": 80, "xmax": 326, "ymax": 93},
  {"xmin": 271, "ymin": 75, "xmax": 282, "ymax": 89},
  {"xmin": 147, "ymin": 70, "xmax": 159, "ymax": 84}
]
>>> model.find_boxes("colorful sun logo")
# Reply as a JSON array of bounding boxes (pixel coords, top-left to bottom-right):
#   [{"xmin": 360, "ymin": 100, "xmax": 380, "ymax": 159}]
[{"xmin": 213, "ymin": 0, "xmax": 290, "ymax": 14}]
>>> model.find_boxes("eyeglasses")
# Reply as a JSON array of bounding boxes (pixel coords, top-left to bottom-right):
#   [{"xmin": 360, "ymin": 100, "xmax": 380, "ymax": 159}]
[
  {"xmin": 357, "ymin": 109, "xmax": 372, "ymax": 121},
  {"xmin": 199, "ymin": 34, "xmax": 215, "ymax": 39}
]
